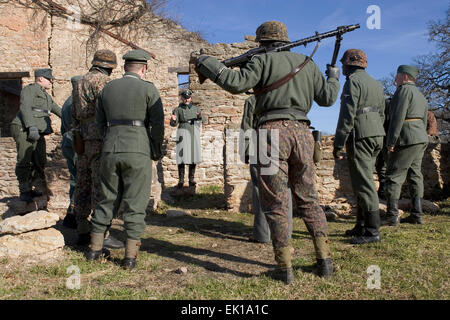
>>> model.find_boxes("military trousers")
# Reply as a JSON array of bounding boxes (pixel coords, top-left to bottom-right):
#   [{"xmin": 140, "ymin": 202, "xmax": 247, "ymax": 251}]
[
  {"xmin": 257, "ymin": 120, "xmax": 328, "ymax": 249},
  {"xmin": 73, "ymin": 139, "xmax": 102, "ymax": 234},
  {"xmin": 346, "ymin": 136, "xmax": 383, "ymax": 212},
  {"xmin": 91, "ymin": 152, "xmax": 152, "ymax": 240},
  {"xmin": 61, "ymin": 137, "xmax": 77, "ymax": 204},
  {"xmin": 250, "ymin": 164, "xmax": 292, "ymax": 243},
  {"xmin": 10, "ymin": 124, "xmax": 46, "ymax": 193},
  {"xmin": 385, "ymin": 142, "xmax": 427, "ymax": 200}
]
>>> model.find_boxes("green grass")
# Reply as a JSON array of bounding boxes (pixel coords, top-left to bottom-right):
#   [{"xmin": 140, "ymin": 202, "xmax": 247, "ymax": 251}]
[{"xmin": 0, "ymin": 197, "xmax": 448, "ymax": 300}]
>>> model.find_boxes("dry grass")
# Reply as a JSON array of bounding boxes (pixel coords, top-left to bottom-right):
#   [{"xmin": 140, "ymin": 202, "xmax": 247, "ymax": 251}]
[{"xmin": 0, "ymin": 190, "xmax": 449, "ymax": 300}]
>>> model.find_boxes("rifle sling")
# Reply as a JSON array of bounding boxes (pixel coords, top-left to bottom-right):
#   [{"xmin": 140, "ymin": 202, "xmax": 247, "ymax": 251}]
[{"xmin": 254, "ymin": 42, "xmax": 319, "ymax": 96}]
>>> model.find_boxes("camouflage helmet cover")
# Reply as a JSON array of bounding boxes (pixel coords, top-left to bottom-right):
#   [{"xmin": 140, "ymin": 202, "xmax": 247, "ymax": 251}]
[
  {"xmin": 340, "ymin": 49, "xmax": 368, "ymax": 68},
  {"xmin": 255, "ymin": 21, "xmax": 290, "ymax": 43},
  {"xmin": 92, "ymin": 49, "xmax": 117, "ymax": 69}
]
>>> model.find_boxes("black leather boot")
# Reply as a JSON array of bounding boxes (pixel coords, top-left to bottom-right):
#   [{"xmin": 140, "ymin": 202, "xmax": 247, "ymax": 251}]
[
  {"xmin": 380, "ymin": 198, "xmax": 399, "ymax": 226},
  {"xmin": 122, "ymin": 239, "xmax": 140, "ymax": 270},
  {"xmin": 316, "ymin": 258, "xmax": 334, "ymax": 277},
  {"xmin": 401, "ymin": 197, "xmax": 423, "ymax": 224},
  {"xmin": 19, "ymin": 191, "xmax": 33, "ymax": 203},
  {"xmin": 103, "ymin": 235, "xmax": 125, "ymax": 249},
  {"xmin": 121, "ymin": 258, "xmax": 137, "ymax": 270},
  {"xmin": 85, "ymin": 233, "xmax": 109, "ymax": 261},
  {"xmin": 350, "ymin": 210, "xmax": 381, "ymax": 244},
  {"xmin": 188, "ymin": 164, "xmax": 196, "ymax": 187},
  {"xmin": 345, "ymin": 206, "xmax": 365, "ymax": 237},
  {"xmin": 30, "ymin": 189, "xmax": 43, "ymax": 197},
  {"xmin": 177, "ymin": 164, "xmax": 185, "ymax": 188},
  {"xmin": 273, "ymin": 267, "xmax": 294, "ymax": 284},
  {"xmin": 85, "ymin": 248, "xmax": 110, "ymax": 261}
]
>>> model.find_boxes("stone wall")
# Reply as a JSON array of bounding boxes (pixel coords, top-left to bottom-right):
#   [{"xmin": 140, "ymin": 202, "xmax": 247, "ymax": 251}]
[
  {"xmin": 0, "ymin": 0, "xmax": 210, "ymax": 192},
  {"xmin": 0, "ymin": 2, "xmax": 449, "ymax": 215}
]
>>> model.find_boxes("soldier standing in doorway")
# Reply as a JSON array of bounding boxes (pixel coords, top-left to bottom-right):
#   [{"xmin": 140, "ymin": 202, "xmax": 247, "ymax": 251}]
[
  {"xmin": 170, "ymin": 89, "xmax": 205, "ymax": 188},
  {"xmin": 10, "ymin": 68, "xmax": 61, "ymax": 203}
]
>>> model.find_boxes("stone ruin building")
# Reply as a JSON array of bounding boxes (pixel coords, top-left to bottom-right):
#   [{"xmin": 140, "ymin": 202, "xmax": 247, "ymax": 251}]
[{"xmin": 0, "ymin": 0, "xmax": 449, "ymax": 220}]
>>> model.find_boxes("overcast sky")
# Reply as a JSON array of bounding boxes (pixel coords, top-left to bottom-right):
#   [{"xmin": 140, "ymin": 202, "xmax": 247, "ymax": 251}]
[{"xmin": 164, "ymin": 0, "xmax": 447, "ymax": 133}]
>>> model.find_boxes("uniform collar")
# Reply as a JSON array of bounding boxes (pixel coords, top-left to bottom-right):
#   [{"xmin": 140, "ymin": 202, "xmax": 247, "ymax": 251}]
[
  {"xmin": 90, "ymin": 66, "xmax": 109, "ymax": 75},
  {"xmin": 124, "ymin": 71, "xmax": 141, "ymax": 79},
  {"xmin": 181, "ymin": 102, "xmax": 192, "ymax": 108},
  {"xmin": 348, "ymin": 68, "xmax": 366, "ymax": 77},
  {"xmin": 34, "ymin": 82, "xmax": 47, "ymax": 92}
]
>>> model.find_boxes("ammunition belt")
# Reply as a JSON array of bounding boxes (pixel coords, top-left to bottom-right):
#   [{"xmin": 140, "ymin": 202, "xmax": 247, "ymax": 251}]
[{"xmin": 107, "ymin": 120, "xmax": 145, "ymax": 127}]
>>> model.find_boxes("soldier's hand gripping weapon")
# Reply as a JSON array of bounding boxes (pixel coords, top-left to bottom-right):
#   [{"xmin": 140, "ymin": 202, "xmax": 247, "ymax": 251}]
[{"xmin": 196, "ymin": 24, "xmax": 360, "ymax": 84}]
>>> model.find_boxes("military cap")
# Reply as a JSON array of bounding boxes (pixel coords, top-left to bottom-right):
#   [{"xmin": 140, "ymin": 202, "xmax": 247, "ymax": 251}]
[
  {"xmin": 92, "ymin": 49, "xmax": 117, "ymax": 69},
  {"xmin": 397, "ymin": 65, "xmax": 419, "ymax": 80},
  {"xmin": 340, "ymin": 49, "xmax": 368, "ymax": 68},
  {"xmin": 123, "ymin": 49, "xmax": 152, "ymax": 64},
  {"xmin": 181, "ymin": 89, "xmax": 193, "ymax": 98},
  {"xmin": 255, "ymin": 21, "xmax": 290, "ymax": 43},
  {"xmin": 34, "ymin": 68, "xmax": 54, "ymax": 80}
]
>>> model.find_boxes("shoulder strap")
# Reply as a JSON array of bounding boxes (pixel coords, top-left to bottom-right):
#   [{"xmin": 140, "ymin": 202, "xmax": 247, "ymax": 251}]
[{"xmin": 254, "ymin": 42, "xmax": 319, "ymax": 96}]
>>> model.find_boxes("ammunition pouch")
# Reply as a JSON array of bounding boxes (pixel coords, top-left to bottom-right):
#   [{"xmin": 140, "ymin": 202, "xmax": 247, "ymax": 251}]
[{"xmin": 72, "ymin": 128, "xmax": 85, "ymax": 155}]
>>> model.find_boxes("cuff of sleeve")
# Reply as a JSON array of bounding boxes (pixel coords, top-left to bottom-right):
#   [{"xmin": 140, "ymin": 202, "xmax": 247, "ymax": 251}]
[
  {"xmin": 333, "ymin": 131, "xmax": 348, "ymax": 150},
  {"xmin": 198, "ymin": 57, "xmax": 226, "ymax": 83}
]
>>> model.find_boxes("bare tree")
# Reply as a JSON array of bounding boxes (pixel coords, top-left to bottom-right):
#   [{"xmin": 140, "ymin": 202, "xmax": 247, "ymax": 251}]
[
  {"xmin": 415, "ymin": 8, "xmax": 449, "ymax": 120},
  {"xmin": 6, "ymin": 0, "xmax": 205, "ymax": 59},
  {"xmin": 380, "ymin": 7, "xmax": 449, "ymax": 126}
]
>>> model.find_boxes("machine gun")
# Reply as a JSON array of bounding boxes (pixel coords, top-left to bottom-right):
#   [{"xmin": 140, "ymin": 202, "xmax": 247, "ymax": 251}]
[{"xmin": 222, "ymin": 24, "xmax": 360, "ymax": 69}]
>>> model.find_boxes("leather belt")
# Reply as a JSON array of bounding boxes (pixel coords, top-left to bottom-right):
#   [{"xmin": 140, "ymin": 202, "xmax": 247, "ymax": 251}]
[
  {"xmin": 405, "ymin": 118, "xmax": 422, "ymax": 122},
  {"xmin": 179, "ymin": 119, "xmax": 201, "ymax": 124},
  {"xmin": 107, "ymin": 120, "xmax": 145, "ymax": 127},
  {"xmin": 356, "ymin": 106, "xmax": 378, "ymax": 116},
  {"xmin": 261, "ymin": 108, "xmax": 307, "ymax": 118},
  {"xmin": 32, "ymin": 107, "xmax": 50, "ymax": 115}
]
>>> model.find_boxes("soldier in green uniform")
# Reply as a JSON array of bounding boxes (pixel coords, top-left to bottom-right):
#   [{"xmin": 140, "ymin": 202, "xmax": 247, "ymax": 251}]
[
  {"xmin": 86, "ymin": 49, "xmax": 164, "ymax": 270},
  {"xmin": 61, "ymin": 76, "xmax": 81, "ymax": 229},
  {"xmin": 170, "ymin": 89, "xmax": 205, "ymax": 188},
  {"xmin": 195, "ymin": 21, "xmax": 340, "ymax": 283},
  {"xmin": 375, "ymin": 97, "xmax": 392, "ymax": 201},
  {"xmin": 333, "ymin": 49, "xmax": 385, "ymax": 244},
  {"xmin": 381, "ymin": 65, "xmax": 428, "ymax": 226},
  {"xmin": 10, "ymin": 69, "xmax": 61, "ymax": 203}
]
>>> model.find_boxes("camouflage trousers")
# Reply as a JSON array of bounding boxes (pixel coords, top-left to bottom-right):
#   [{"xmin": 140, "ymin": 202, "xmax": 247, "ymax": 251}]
[
  {"xmin": 257, "ymin": 120, "xmax": 328, "ymax": 250},
  {"xmin": 73, "ymin": 139, "xmax": 102, "ymax": 234}
]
